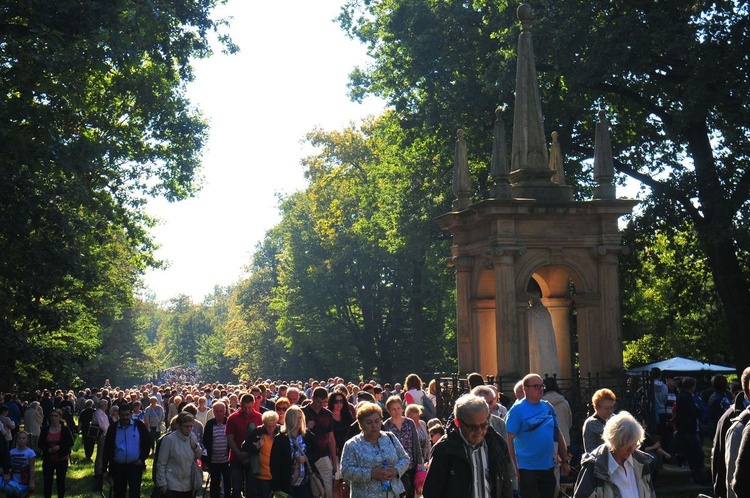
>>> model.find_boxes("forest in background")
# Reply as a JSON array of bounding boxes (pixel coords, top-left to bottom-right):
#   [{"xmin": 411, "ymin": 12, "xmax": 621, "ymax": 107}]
[{"xmin": 2, "ymin": 0, "xmax": 747, "ymax": 392}]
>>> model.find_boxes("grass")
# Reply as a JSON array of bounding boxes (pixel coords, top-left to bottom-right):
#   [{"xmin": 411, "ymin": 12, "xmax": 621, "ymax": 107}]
[{"xmin": 31, "ymin": 440, "xmax": 157, "ymax": 498}]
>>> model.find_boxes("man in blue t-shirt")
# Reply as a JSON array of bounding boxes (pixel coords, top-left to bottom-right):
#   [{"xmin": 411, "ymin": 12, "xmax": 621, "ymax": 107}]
[{"xmin": 506, "ymin": 373, "xmax": 570, "ymax": 498}]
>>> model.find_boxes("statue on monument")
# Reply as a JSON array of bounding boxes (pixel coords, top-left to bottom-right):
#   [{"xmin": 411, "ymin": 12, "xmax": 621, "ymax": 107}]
[{"xmin": 527, "ymin": 293, "xmax": 560, "ymax": 376}]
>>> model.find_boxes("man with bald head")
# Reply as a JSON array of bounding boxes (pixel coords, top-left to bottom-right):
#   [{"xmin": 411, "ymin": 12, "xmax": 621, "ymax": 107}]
[{"xmin": 505, "ymin": 374, "xmax": 569, "ymax": 498}]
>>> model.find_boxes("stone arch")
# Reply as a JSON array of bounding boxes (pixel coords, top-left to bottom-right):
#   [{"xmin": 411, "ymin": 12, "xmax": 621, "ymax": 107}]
[{"xmin": 516, "ymin": 256, "xmax": 589, "ymax": 378}]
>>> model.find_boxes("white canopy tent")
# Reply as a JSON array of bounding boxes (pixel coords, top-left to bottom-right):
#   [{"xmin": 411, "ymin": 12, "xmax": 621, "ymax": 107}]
[{"xmin": 627, "ymin": 356, "xmax": 735, "ymax": 374}]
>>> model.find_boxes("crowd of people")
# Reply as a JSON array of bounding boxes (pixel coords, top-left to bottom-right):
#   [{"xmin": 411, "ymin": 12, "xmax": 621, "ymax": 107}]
[{"xmin": 0, "ymin": 367, "xmax": 749, "ymax": 498}]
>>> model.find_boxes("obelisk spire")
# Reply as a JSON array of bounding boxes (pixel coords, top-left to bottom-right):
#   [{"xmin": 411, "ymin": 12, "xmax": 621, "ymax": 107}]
[
  {"xmin": 452, "ymin": 129, "xmax": 471, "ymax": 210},
  {"xmin": 593, "ymin": 110, "xmax": 616, "ymax": 199},
  {"xmin": 490, "ymin": 106, "xmax": 512, "ymax": 198},
  {"xmin": 510, "ymin": 4, "xmax": 551, "ymax": 181}
]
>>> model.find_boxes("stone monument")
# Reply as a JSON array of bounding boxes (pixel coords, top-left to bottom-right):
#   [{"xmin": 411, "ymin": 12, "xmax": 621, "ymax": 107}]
[{"xmin": 435, "ymin": 4, "xmax": 637, "ymax": 379}]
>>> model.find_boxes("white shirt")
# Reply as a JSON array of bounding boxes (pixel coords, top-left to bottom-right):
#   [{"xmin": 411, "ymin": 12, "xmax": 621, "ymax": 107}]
[{"xmin": 608, "ymin": 453, "xmax": 638, "ymax": 498}]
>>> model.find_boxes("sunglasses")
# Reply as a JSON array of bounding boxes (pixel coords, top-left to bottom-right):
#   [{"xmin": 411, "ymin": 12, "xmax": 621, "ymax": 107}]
[{"xmin": 459, "ymin": 418, "xmax": 490, "ymax": 432}]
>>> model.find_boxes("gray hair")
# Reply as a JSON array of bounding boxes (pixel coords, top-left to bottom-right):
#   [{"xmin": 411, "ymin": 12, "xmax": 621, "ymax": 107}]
[
  {"xmin": 471, "ymin": 385, "xmax": 494, "ymax": 400},
  {"xmin": 453, "ymin": 394, "xmax": 489, "ymax": 421},
  {"xmin": 603, "ymin": 411, "xmax": 644, "ymax": 451}
]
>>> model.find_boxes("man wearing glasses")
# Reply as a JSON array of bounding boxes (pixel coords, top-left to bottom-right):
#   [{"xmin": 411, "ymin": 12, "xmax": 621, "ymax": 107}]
[
  {"xmin": 423, "ymin": 394, "xmax": 514, "ymax": 498},
  {"xmin": 506, "ymin": 374, "xmax": 570, "ymax": 498}
]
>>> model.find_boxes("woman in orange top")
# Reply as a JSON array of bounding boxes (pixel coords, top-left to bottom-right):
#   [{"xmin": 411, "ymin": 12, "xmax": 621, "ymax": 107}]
[{"xmin": 244, "ymin": 410, "xmax": 280, "ymax": 498}]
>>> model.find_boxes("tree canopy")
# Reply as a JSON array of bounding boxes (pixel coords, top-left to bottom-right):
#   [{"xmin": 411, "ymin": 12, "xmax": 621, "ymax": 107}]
[
  {"xmin": 0, "ymin": 0, "xmax": 234, "ymax": 391},
  {"xmin": 339, "ymin": 0, "xmax": 750, "ymax": 371}
]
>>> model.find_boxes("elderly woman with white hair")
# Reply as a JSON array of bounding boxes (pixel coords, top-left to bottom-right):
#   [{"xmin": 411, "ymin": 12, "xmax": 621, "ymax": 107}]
[{"xmin": 573, "ymin": 411, "xmax": 656, "ymax": 498}]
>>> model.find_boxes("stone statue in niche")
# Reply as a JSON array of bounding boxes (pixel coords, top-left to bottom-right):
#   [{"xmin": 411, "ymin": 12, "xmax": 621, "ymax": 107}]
[{"xmin": 527, "ymin": 294, "xmax": 559, "ymax": 376}]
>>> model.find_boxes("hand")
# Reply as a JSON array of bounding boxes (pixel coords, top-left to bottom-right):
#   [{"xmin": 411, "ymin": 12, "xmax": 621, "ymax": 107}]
[
  {"xmin": 371, "ymin": 467, "xmax": 389, "ymax": 482},
  {"xmin": 257, "ymin": 438, "xmax": 264, "ymax": 448},
  {"xmin": 49, "ymin": 445, "xmax": 59, "ymax": 454},
  {"xmin": 160, "ymin": 485, "xmax": 168, "ymax": 495},
  {"xmin": 296, "ymin": 454, "xmax": 307, "ymax": 464},
  {"xmin": 560, "ymin": 461, "xmax": 571, "ymax": 477}
]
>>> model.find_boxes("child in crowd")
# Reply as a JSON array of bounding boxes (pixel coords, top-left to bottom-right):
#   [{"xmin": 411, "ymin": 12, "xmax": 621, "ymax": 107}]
[{"xmin": 6, "ymin": 431, "xmax": 35, "ymax": 497}]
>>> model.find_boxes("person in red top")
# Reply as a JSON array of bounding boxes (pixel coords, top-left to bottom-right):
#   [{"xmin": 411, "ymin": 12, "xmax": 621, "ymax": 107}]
[{"xmin": 226, "ymin": 393, "xmax": 262, "ymax": 498}]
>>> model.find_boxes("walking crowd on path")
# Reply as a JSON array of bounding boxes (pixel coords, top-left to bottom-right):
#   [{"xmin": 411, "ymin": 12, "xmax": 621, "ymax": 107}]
[{"xmin": 1, "ymin": 366, "xmax": 750, "ymax": 498}]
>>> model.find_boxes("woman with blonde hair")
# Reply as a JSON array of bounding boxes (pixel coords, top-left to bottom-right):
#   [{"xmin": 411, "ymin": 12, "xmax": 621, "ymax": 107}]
[
  {"xmin": 582, "ymin": 389, "xmax": 617, "ymax": 453},
  {"xmin": 341, "ymin": 402, "xmax": 409, "ymax": 497},
  {"xmin": 269, "ymin": 405, "xmax": 318, "ymax": 498}
]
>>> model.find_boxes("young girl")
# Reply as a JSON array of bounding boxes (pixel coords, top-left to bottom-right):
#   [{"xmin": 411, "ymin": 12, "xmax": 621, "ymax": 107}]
[{"xmin": 8, "ymin": 431, "xmax": 35, "ymax": 497}]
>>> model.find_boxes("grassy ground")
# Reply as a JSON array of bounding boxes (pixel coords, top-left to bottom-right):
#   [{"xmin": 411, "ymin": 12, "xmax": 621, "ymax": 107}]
[{"xmin": 31, "ymin": 440, "xmax": 157, "ymax": 498}]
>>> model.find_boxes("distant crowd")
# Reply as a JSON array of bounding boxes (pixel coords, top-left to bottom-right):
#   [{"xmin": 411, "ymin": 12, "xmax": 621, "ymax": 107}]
[{"xmin": 1, "ymin": 367, "xmax": 750, "ymax": 498}]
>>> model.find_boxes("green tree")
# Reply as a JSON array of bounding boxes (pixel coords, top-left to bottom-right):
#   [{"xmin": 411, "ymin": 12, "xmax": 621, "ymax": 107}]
[
  {"xmin": 272, "ymin": 114, "xmax": 456, "ymax": 381},
  {"xmin": 340, "ymin": 0, "xmax": 750, "ymax": 371},
  {"xmin": 0, "ymin": 0, "xmax": 234, "ymax": 391},
  {"xmin": 621, "ymin": 214, "xmax": 730, "ymax": 368},
  {"xmin": 156, "ymin": 295, "xmax": 213, "ymax": 366},
  {"xmin": 227, "ymin": 231, "xmax": 288, "ymax": 380}
]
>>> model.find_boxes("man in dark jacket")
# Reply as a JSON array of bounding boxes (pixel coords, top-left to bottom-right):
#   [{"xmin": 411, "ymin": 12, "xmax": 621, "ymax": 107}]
[
  {"xmin": 203, "ymin": 401, "xmax": 231, "ymax": 498},
  {"xmin": 712, "ymin": 367, "xmax": 750, "ymax": 498},
  {"xmin": 673, "ymin": 377, "xmax": 708, "ymax": 484},
  {"xmin": 423, "ymin": 394, "xmax": 514, "ymax": 498},
  {"xmin": 102, "ymin": 403, "xmax": 151, "ymax": 498}
]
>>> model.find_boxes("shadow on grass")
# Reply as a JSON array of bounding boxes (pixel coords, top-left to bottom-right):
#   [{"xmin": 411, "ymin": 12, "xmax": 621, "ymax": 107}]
[{"xmin": 35, "ymin": 442, "xmax": 157, "ymax": 498}]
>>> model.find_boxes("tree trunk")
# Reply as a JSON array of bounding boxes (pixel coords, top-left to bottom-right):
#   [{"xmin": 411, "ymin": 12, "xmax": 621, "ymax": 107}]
[
  {"xmin": 410, "ymin": 254, "xmax": 425, "ymax": 374},
  {"xmin": 700, "ymin": 234, "xmax": 750, "ymax": 375}
]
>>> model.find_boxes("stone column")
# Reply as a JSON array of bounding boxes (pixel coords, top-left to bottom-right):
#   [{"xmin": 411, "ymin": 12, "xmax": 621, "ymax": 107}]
[
  {"xmin": 542, "ymin": 297, "xmax": 573, "ymax": 378},
  {"xmin": 596, "ymin": 248, "xmax": 625, "ymax": 372},
  {"xmin": 573, "ymin": 293, "xmax": 600, "ymax": 376},
  {"xmin": 453, "ymin": 255, "xmax": 475, "ymax": 372},
  {"xmin": 473, "ymin": 299, "xmax": 498, "ymax": 375},
  {"xmin": 493, "ymin": 247, "xmax": 522, "ymax": 377}
]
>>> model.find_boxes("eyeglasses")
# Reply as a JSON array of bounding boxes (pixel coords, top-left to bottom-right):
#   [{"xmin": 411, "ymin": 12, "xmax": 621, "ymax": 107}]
[
  {"xmin": 332, "ymin": 399, "xmax": 344, "ymax": 405},
  {"xmin": 525, "ymin": 384, "xmax": 545, "ymax": 390},
  {"xmin": 459, "ymin": 418, "xmax": 490, "ymax": 432}
]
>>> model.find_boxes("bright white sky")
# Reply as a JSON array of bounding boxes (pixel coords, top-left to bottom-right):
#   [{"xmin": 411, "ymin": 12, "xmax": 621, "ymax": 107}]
[{"xmin": 142, "ymin": 0, "xmax": 385, "ymax": 303}]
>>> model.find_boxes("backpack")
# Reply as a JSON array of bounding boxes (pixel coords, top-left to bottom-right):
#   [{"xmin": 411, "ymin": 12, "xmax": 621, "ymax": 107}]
[{"xmin": 421, "ymin": 391, "xmax": 436, "ymax": 421}]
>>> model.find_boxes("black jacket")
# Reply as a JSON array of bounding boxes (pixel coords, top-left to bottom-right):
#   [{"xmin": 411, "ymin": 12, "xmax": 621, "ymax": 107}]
[
  {"xmin": 733, "ymin": 421, "xmax": 750, "ymax": 497},
  {"xmin": 102, "ymin": 419, "xmax": 151, "ymax": 472},
  {"xmin": 202, "ymin": 417, "xmax": 227, "ymax": 464},
  {"xmin": 423, "ymin": 422, "xmax": 513, "ymax": 498},
  {"xmin": 712, "ymin": 391, "xmax": 745, "ymax": 497},
  {"xmin": 269, "ymin": 431, "xmax": 319, "ymax": 494},
  {"xmin": 674, "ymin": 390, "xmax": 701, "ymax": 435},
  {"xmin": 39, "ymin": 425, "xmax": 75, "ymax": 461}
]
